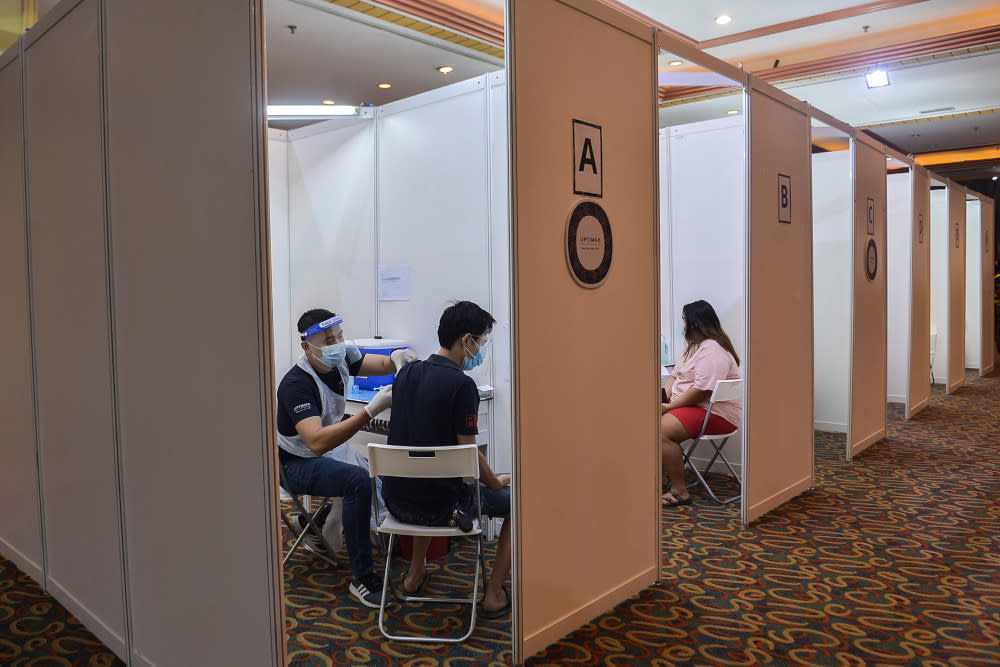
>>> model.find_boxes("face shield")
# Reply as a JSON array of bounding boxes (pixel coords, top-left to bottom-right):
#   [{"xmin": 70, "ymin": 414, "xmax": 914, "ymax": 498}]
[{"xmin": 302, "ymin": 315, "xmax": 360, "ymax": 370}]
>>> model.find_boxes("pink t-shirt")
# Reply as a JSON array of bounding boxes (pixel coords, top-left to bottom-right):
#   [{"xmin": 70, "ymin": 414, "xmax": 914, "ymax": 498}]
[{"xmin": 669, "ymin": 339, "xmax": 742, "ymax": 427}]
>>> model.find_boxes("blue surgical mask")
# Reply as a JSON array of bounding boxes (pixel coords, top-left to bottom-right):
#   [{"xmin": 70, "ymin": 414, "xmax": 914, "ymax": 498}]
[
  {"xmin": 681, "ymin": 325, "xmax": 687, "ymax": 339},
  {"xmin": 311, "ymin": 342, "xmax": 346, "ymax": 369},
  {"xmin": 462, "ymin": 338, "xmax": 486, "ymax": 371}
]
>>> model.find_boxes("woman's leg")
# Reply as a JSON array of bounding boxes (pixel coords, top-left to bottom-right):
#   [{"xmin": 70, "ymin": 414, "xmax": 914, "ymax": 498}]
[{"xmin": 661, "ymin": 413, "xmax": 691, "ymax": 502}]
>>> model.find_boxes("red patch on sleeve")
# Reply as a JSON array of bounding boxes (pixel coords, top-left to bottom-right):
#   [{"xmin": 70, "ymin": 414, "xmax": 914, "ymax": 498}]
[{"xmin": 465, "ymin": 414, "xmax": 478, "ymax": 428}]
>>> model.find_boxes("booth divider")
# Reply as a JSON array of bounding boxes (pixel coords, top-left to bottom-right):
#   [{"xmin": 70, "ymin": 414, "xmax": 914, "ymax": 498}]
[
  {"xmin": 268, "ymin": 128, "xmax": 292, "ymax": 378},
  {"xmin": 947, "ymin": 184, "xmax": 968, "ymax": 392},
  {"xmin": 509, "ymin": 0, "xmax": 659, "ymax": 659},
  {"xmin": 980, "ymin": 197, "xmax": 996, "ymax": 374},
  {"xmin": 887, "ymin": 167, "xmax": 912, "ymax": 407},
  {"xmin": 848, "ymin": 135, "xmax": 888, "ymax": 458},
  {"xmin": 23, "ymin": 0, "xmax": 128, "ymax": 654},
  {"xmin": 908, "ymin": 167, "xmax": 933, "ymax": 416},
  {"xmin": 744, "ymin": 80, "xmax": 815, "ymax": 522},
  {"xmin": 966, "ymin": 197, "xmax": 984, "ymax": 372},
  {"xmin": 0, "ymin": 39, "xmax": 45, "ymax": 585},
  {"xmin": 930, "ymin": 182, "xmax": 950, "ymax": 387}
]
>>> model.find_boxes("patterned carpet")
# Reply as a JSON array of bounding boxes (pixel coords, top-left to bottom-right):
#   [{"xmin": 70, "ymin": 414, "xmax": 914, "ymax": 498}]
[{"xmin": 1, "ymin": 370, "xmax": 997, "ymax": 666}]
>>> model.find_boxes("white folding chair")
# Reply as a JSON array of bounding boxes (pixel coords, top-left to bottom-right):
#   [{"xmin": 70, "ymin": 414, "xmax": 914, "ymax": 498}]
[
  {"xmin": 681, "ymin": 379, "xmax": 743, "ymax": 505},
  {"xmin": 278, "ymin": 463, "xmax": 339, "ymax": 567},
  {"xmin": 367, "ymin": 443, "xmax": 487, "ymax": 644}
]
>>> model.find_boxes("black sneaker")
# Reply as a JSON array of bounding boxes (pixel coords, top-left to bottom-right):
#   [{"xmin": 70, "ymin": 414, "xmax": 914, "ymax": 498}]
[
  {"xmin": 290, "ymin": 514, "xmax": 333, "ymax": 559},
  {"xmin": 349, "ymin": 572, "xmax": 385, "ymax": 608}
]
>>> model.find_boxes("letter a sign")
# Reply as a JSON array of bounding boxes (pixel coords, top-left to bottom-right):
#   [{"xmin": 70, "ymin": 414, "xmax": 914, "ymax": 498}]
[{"xmin": 573, "ymin": 119, "xmax": 603, "ymax": 198}]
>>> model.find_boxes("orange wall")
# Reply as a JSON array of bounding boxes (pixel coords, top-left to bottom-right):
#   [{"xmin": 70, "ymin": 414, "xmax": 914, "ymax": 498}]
[
  {"xmin": 908, "ymin": 167, "xmax": 932, "ymax": 417},
  {"xmin": 982, "ymin": 199, "xmax": 996, "ymax": 374},
  {"xmin": 510, "ymin": 0, "xmax": 659, "ymax": 658},
  {"xmin": 849, "ymin": 137, "xmax": 888, "ymax": 457},
  {"xmin": 948, "ymin": 186, "xmax": 967, "ymax": 392}
]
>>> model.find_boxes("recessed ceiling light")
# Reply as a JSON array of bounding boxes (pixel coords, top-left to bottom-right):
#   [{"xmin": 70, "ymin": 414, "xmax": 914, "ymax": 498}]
[
  {"xmin": 669, "ymin": 60, "xmax": 683, "ymax": 67},
  {"xmin": 322, "ymin": 99, "xmax": 336, "ymax": 105},
  {"xmin": 437, "ymin": 66, "xmax": 454, "ymax": 74},
  {"xmin": 715, "ymin": 15, "xmax": 732, "ymax": 25},
  {"xmin": 727, "ymin": 109, "xmax": 739, "ymax": 115},
  {"xmin": 377, "ymin": 82, "xmax": 392, "ymax": 89},
  {"xmin": 865, "ymin": 69, "xmax": 889, "ymax": 88}
]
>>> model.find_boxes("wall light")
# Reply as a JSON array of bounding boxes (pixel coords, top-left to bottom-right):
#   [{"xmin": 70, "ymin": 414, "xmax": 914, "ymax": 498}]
[
  {"xmin": 437, "ymin": 66, "xmax": 454, "ymax": 74},
  {"xmin": 669, "ymin": 60, "xmax": 683, "ymax": 67},
  {"xmin": 865, "ymin": 69, "xmax": 890, "ymax": 88},
  {"xmin": 322, "ymin": 99, "xmax": 336, "ymax": 105},
  {"xmin": 266, "ymin": 105, "xmax": 360, "ymax": 119},
  {"xmin": 377, "ymin": 82, "xmax": 392, "ymax": 89},
  {"xmin": 727, "ymin": 109, "xmax": 739, "ymax": 115},
  {"xmin": 715, "ymin": 15, "xmax": 732, "ymax": 25}
]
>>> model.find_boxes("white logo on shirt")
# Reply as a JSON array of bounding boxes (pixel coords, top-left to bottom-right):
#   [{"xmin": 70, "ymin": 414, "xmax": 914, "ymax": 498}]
[{"xmin": 294, "ymin": 403, "xmax": 312, "ymax": 414}]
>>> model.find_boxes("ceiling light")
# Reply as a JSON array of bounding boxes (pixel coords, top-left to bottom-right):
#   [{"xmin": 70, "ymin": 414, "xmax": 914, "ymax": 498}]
[
  {"xmin": 865, "ymin": 69, "xmax": 889, "ymax": 88},
  {"xmin": 994, "ymin": 176, "xmax": 998, "ymax": 181},
  {"xmin": 322, "ymin": 99, "xmax": 336, "ymax": 105},
  {"xmin": 266, "ymin": 105, "xmax": 360, "ymax": 119},
  {"xmin": 377, "ymin": 82, "xmax": 392, "ymax": 89},
  {"xmin": 669, "ymin": 60, "xmax": 683, "ymax": 67},
  {"xmin": 437, "ymin": 66, "xmax": 454, "ymax": 74},
  {"xmin": 715, "ymin": 15, "xmax": 732, "ymax": 25},
  {"xmin": 727, "ymin": 109, "xmax": 739, "ymax": 115}
]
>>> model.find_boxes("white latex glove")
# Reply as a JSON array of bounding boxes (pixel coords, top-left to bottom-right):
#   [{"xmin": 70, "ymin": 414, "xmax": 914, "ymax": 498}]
[
  {"xmin": 364, "ymin": 385, "xmax": 392, "ymax": 419},
  {"xmin": 390, "ymin": 348, "xmax": 419, "ymax": 372}
]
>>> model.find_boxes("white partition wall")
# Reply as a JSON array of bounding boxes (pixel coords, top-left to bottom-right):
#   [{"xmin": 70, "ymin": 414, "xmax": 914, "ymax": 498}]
[
  {"xmin": 849, "ymin": 136, "xmax": 888, "ymax": 458},
  {"xmin": 930, "ymin": 185, "xmax": 950, "ymax": 385},
  {"xmin": 105, "ymin": 0, "xmax": 284, "ymax": 662},
  {"xmin": 887, "ymin": 169, "xmax": 912, "ymax": 407},
  {"xmin": 0, "ymin": 41, "xmax": 45, "ymax": 584},
  {"xmin": 966, "ymin": 197, "xmax": 984, "ymax": 372},
  {"xmin": 24, "ymin": 1, "xmax": 128, "ymax": 654},
  {"xmin": 660, "ymin": 115, "xmax": 746, "ymax": 470},
  {"xmin": 981, "ymin": 198, "xmax": 996, "ymax": 374},
  {"xmin": 269, "ymin": 129, "xmax": 292, "ymax": 376},
  {"xmin": 908, "ymin": 167, "xmax": 933, "ymax": 416},
  {"xmin": 947, "ymin": 185, "xmax": 967, "ymax": 392},
  {"xmin": 812, "ymin": 149, "xmax": 852, "ymax": 432}
]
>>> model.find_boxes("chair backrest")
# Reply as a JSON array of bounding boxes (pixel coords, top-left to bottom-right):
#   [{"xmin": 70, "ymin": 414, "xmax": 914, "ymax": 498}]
[
  {"xmin": 367, "ymin": 444, "xmax": 480, "ymax": 480},
  {"xmin": 710, "ymin": 378, "xmax": 743, "ymax": 404}
]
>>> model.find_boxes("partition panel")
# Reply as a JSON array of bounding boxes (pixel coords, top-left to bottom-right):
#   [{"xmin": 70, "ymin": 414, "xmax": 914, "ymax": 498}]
[
  {"xmin": 982, "ymin": 198, "xmax": 996, "ymax": 374},
  {"xmin": 908, "ymin": 168, "xmax": 932, "ymax": 416},
  {"xmin": 0, "ymin": 44, "xmax": 44, "ymax": 583},
  {"xmin": 745, "ymin": 84, "xmax": 814, "ymax": 523},
  {"xmin": 268, "ymin": 129, "xmax": 292, "ymax": 376},
  {"xmin": 848, "ymin": 138, "xmax": 887, "ymax": 458},
  {"xmin": 930, "ymin": 187, "xmax": 950, "ymax": 384},
  {"xmin": 947, "ymin": 186, "xmax": 966, "ymax": 392},
  {"xmin": 886, "ymin": 171, "xmax": 912, "ymax": 407},
  {"xmin": 966, "ymin": 199, "xmax": 983, "ymax": 371},
  {"xmin": 24, "ymin": 0, "xmax": 127, "ymax": 655},
  {"xmin": 509, "ymin": 0, "xmax": 658, "ymax": 658},
  {"xmin": 104, "ymin": 1, "xmax": 284, "ymax": 664}
]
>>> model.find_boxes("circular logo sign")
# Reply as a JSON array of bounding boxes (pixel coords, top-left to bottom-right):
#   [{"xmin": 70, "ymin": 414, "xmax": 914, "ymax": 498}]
[
  {"xmin": 566, "ymin": 200, "xmax": 612, "ymax": 288},
  {"xmin": 865, "ymin": 238, "xmax": 878, "ymax": 282}
]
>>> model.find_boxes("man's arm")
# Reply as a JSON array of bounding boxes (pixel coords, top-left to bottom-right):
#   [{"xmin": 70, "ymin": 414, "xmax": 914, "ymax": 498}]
[
  {"xmin": 358, "ymin": 354, "xmax": 394, "ymax": 376},
  {"xmin": 295, "ymin": 412, "xmax": 373, "ymax": 457},
  {"xmin": 458, "ymin": 434, "xmax": 509, "ymax": 491}
]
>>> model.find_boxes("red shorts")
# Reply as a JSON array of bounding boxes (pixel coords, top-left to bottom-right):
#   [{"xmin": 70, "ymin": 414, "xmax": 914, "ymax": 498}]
[{"xmin": 668, "ymin": 406, "xmax": 737, "ymax": 439}]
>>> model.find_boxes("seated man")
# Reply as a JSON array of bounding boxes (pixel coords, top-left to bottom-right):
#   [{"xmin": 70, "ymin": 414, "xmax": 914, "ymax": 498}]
[
  {"xmin": 277, "ymin": 308, "xmax": 417, "ymax": 607},
  {"xmin": 381, "ymin": 301, "xmax": 512, "ymax": 618}
]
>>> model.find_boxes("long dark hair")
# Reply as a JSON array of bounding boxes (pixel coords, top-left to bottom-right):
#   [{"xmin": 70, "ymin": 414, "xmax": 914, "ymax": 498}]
[{"xmin": 681, "ymin": 300, "xmax": 740, "ymax": 366}]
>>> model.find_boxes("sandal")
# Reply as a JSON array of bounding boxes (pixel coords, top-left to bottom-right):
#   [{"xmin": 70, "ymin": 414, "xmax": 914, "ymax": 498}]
[
  {"xmin": 662, "ymin": 491, "xmax": 692, "ymax": 507},
  {"xmin": 400, "ymin": 568, "xmax": 428, "ymax": 596},
  {"xmin": 479, "ymin": 585, "xmax": 511, "ymax": 619}
]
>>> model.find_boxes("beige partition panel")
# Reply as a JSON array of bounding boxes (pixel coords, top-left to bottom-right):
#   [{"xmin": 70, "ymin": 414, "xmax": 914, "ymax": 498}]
[
  {"xmin": 23, "ymin": 0, "xmax": 127, "ymax": 655},
  {"xmin": 982, "ymin": 198, "xmax": 996, "ymax": 374},
  {"xmin": 947, "ymin": 186, "xmax": 967, "ymax": 393},
  {"xmin": 509, "ymin": 0, "xmax": 658, "ymax": 659},
  {"xmin": 104, "ymin": 1, "xmax": 283, "ymax": 664},
  {"xmin": 908, "ymin": 167, "xmax": 932, "ymax": 417},
  {"xmin": 848, "ymin": 137, "xmax": 888, "ymax": 458},
  {"xmin": 745, "ymin": 84, "xmax": 814, "ymax": 523},
  {"xmin": 0, "ymin": 43, "xmax": 45, "ymax": 583}
]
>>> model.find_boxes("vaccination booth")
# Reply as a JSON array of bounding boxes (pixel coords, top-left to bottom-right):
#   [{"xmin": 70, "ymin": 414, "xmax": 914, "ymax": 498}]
[
  {"xmin": 655, "ymin": 34, "xmax": 815, "ymax": 524},
  {"xmin": 809, "ymin": 108, "xmax": 888, "ymax": 459},
  {"xmin": 965, "ymin": 193, "xmax": 996, "ymax": 376},
  {"xmin": 887, "ymin": 160, "xmax": 933, "ymax": 418},
  {"xmin": 930, "ymin": 178, "xmax": 968, "ymax": 394}
]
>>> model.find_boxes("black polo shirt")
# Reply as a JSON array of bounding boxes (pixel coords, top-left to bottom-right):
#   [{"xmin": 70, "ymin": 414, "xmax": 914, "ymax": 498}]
[
  {"xmin": 276, "ymin": 355, "xmax": 365, "ymax": 438},
  {"xmin": 381, "ymin": 354, "xmax": 480, "ymax": 517}
]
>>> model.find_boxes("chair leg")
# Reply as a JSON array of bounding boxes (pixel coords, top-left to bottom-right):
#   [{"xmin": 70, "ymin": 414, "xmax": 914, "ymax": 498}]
[{"xmin": 682, "ymin": 438, "xmax": 740, "ymax": 505}]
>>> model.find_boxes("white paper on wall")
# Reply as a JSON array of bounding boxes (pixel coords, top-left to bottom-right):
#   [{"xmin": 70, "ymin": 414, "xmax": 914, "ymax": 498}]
[{"xmin": 378, "ymin": 265, "xmax": 411, "ymax": 301}]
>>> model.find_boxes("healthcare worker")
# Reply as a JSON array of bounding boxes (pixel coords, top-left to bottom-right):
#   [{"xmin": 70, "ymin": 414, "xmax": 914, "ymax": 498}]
[{"xmin": 276, "ymin": 308, "xmax": 418, "ymax": 607}]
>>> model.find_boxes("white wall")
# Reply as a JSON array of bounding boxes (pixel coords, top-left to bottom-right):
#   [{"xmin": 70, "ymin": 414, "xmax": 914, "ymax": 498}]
[
  {"xmin": 658, "ymin": 129, "xmax": 674, "ymax": 364},
  {"xmin": 812, "ymin": 150, "xmax": 852, "ymax": 432},
  {"xmin": 930, "ymin": 188, "xmax": 949, "ymax": 384},
  {"xmin": 966, "ymin": 199, "xmax": 982, "ymax": 370},
  {"xmin": 287, "ymin": 117, "xmax": 376, "ymax": 355},
  {"xmin": 887, "ymin": 171, "xmax": 912, "ymax": 404},
  {"xmin": 663, "ymin": 115, "xmax": 746, "ymax": 469},
  {"xmin": 269, "ymin": 129, "xmax": 292, "ymax": 375}
]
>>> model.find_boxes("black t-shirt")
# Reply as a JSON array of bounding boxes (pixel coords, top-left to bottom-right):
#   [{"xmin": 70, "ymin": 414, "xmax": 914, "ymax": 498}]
[
  {"xmin": 276, "ymin": 355, "xmax": 366, "ymax": 439},
  {"xmin": 381, "ymin": 354, "xmax": 480, "ymax": 517}
]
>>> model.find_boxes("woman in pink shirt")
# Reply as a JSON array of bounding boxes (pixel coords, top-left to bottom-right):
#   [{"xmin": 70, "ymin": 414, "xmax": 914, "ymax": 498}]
[{"xmin": 661, "ymin": 300, "xmax": 742, "ymax": 507}]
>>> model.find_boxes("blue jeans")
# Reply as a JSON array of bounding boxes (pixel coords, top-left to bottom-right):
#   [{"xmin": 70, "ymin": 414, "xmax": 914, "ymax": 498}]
[
  {"xmin": 385, "ymin": 482, "xmax": 510, "ymax": 525},
  {"xmin": 280, "ymin": 452, "xmax": 374, "ymax": 578}
]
